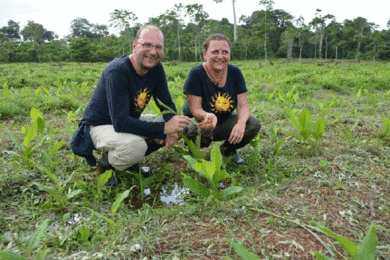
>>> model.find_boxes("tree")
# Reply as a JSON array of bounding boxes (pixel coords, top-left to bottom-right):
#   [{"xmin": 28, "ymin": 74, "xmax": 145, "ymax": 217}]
[
  {"xmin": 258, "ymin": 0, "xmax": 275, "ymax": 64},
  {"xmin": 326, "ymin": 20, "xmax": 343, "ymax": 60},
  {"xmin": 295, "ymin": 16, "xmax": 310, "ymax": 61},
  {"xmin": 0, "ymin": 20, "xmax": 21, "ymax": 40},
  {"xmin": 69, "ymin": 37, "xmax": 95, "ymax": 62},
  {"xmin": 281, "ymin": 26, "xmax": 296, "ymax": 61},
  {"xmin": 109, "ymin": 10, "xmax": 138, "ymax": 55},
  {"xmin": 309, "ymin": 9, "xmax": 335, "ymax": 60},
  {"xmin": 21, "ymin": 21, "xmax": 55, "ymax": 44},
  {"xmin": 185, "ymin": 4, "xmax": 209, "ymax": 62},
  {"xmin": 213, "ymin": 0, "xmax": 238, "ymax": 42},
  {"xmin": 70, "ymin": 18, "xmax": 93, "ymax": 38}
]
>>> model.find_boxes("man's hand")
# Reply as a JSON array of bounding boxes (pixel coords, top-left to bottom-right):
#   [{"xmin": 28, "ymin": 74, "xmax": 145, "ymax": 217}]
[
  {"xmin": 164, "ymin": 133, "xmax": 179, "ymax": 149},
  {"xmin": 164, "ymin": 115, "xmax": 192, "ymax": 135},
  {"xmin": 198, "ymin": 113, "xmax": 217, "ymax": 130},
  {"xmin": 228, "ymin": 122, "xmax": 246, "ymax": 145}
]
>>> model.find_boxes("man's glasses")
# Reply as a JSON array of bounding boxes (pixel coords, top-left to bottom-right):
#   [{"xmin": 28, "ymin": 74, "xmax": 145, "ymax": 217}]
[{"xmin": 138, "ymin": 42, "xmax": 164, "ymax": 52}]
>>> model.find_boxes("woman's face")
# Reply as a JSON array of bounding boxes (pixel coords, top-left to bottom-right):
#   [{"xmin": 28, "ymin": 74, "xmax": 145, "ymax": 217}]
[{"xmin": 203, "ymin": 40, "xmax": 230, "ymax": 72}]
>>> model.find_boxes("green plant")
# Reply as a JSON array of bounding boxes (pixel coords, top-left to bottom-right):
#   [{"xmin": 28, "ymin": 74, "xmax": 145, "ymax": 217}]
[
  {"xmin": 314, "ymin": 224, "xmax": 378, "ymax": 260},
  {"xmin": 7, "ymin": 107, "xmax": 46, "ymax": 168},
  {"xmin": 338, "ymin": 119, "xmax": 360, "ymax": 141},
  {"xmin": 182, "ymin": 143, "xmax": 243, "ymax": 202},
  {"xmin": 284, "ymin": 108, "xmax": 326, "ymax": 146},
  {"xmin": 232, "ymin": 240, "xmax": 260, "ymax": 260},
  {"xmin": 263, "ymin": 127, "xmax": 285, "ymax": 156},
  {"xmin": 0, "ymin": 219, "xmax": 50, "ymax": 260},
  {"xmin": 381, "ymin": 118, "xmax": 390, "ymax": 135},
  {"xmin": 32, "ymin": 169, "xmax": 82, "ymax": 209}
]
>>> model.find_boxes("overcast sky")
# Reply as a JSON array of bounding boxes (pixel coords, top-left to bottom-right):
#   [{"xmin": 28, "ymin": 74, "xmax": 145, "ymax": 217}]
[{"xmin": 1, "ymin": 0, "xmax": 389, "ymax": 38}]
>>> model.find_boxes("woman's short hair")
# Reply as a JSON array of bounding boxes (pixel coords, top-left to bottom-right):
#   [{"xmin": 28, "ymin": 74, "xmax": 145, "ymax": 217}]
[{"xmin": 203, "ymin": 33, "xmax": 231, "ymax": 52}]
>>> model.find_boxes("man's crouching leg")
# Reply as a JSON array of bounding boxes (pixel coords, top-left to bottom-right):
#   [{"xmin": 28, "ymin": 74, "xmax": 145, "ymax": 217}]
[{"xmin": 90, "ymin": 125, "xmax": 148, "ymax": 172}]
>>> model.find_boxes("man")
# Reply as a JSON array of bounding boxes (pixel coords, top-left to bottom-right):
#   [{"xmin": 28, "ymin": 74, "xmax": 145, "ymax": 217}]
[{"xmin": 71, "ymin": 25, "xmax": 191, "ymax": 185}]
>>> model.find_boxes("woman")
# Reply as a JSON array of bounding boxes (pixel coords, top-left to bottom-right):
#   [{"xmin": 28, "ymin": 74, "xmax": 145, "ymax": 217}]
[{"xmin": 183, "ymin": 33, "xmax": 261, "ymax": 164}]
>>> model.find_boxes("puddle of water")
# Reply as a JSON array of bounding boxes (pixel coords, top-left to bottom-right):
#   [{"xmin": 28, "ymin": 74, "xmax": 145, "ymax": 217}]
[
  {"xmin": 143, "ymin": 183, "xmax": 189, "ymax": 205},
  {"xmin": 159, "ymin": 183, "xmax": 189, "ymax": 205}
]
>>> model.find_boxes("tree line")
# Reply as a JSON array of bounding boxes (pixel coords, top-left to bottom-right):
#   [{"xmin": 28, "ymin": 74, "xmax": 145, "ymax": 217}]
[{"xmin": 1, "ymin": 1, "xmax": 390, "ymax": 63}]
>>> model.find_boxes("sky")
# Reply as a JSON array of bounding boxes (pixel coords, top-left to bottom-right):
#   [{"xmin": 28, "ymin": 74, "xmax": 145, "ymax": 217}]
[{"xmin": 1, "ymin": 0, "xmax": 389, "ymax": 39}]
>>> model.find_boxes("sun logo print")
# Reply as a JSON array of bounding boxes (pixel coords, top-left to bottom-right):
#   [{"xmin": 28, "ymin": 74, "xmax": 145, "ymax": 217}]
[
  {"xmin": 134, "ymin": 88, "xmax": 151, "ymax": 113},
  {"xmin": 210, "ymin": 92, "xmax": 234, "ymax": 114}
]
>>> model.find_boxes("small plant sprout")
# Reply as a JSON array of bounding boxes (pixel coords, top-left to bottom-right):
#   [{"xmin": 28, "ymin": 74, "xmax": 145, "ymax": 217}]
[
  {"xmin": 263, "ymin": 127, "xmax": 285, "ymax": 156},
  {"xmin": 314, "ymin": 224, "xmax": 378, "ymax": 260},
  {"xmin": 284, "ymin": 108, "xmax": 326, "ymax": 147}
]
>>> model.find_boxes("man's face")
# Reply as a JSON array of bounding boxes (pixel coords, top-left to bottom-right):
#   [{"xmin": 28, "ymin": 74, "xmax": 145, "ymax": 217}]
[{"xmin": 132, "ymin": 29, "xmax": 164, "ymax": 71}]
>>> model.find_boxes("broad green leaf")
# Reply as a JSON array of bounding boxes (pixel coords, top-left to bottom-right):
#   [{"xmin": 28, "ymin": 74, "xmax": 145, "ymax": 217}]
[
  {"xmin": 179, "ymin": 132, "xmax": 204, "ymax": 159},
  {"xmin": 300, "ymin": 128, "xmax": 312, "ymax": 140},
  {"xmin": 112, "ymin": 188, "xmax": 132, "ymax": 216},
  {"xmin": 30, "ymin": 107, "xmax": 43, "ymax": 121},
  {"xmin": 313, "ymin": 118, "xmax": 326, "ymax": 141},
  {"xmin": 354, "ymin": 225, "xmax": 377, "ymax": 260},
  {"xmin": 210, "ymin": 143, "xmax": 222, "ymax": 171},
  {"xmin": 0, "ymin": 250, "xmax": 26, "ymax": 260},
  {"xmin": 49, "ymin": 141, "xmax": 64, "ymax": 155},
  {"xmin": 182, "ymin": 173, "xmax": 210, "ymax": 198},
  {"xmin": 213, "ymin": 169, "xmax": 230, "ymax": 183},
  {"xmin": 194, "ymin": 160, "xmax": 215, "ymax": 181},
  {"xmin": 220, "ymin": 186, "xmax": 244, "ymax": 198},
  {"xmin": 275, "ymin": 139, "xmax": 285, "ymax": 152},
  {"xmin": 232, "ymin": 241, "xmax": 260, "ymax": 260},
  {"xmin": 27, "ymin": 219, "xmax": 50, "ymax": 250},
  {"xmin": 66, "ymin": 190, "xmax": 82, "ymax": 200},
  {"xmin": 314, "ymin": 252, "xmax": 332, "ymax": 260},
  {"xmin": 319, "ymin": 227, "xmax": 357, "ymax": 256},
  {"xmin": 176, "ymin": 95, "xmax": 185, "ymax": 113},
  {"xmin": 79, "ymin": 225, "xmax": 90, "ymax": 242},
  {"xmin": 97, "ymin": 170, "xmax": 113, "ymax": 188},
  {"xmin": 23, "ymin": 125, "xmax": 37, "ymax": 148},
  {"xmin": 211, "ymin": 190, "xmax": 224, "ymax": 200},
  {"xmin": 299, "ymin": 109, "xmax": 312, "ymax": 129},
  {"xmin": 36, "ymin": 116, "xmax": 45, "ymax": 133},
  {"xmin": 183, "ymin": 155, "xmax": 196, "ymax": 169},
  {"xmin": 284, "ymin": 108, "xmax": 302, "ymax": 132}
]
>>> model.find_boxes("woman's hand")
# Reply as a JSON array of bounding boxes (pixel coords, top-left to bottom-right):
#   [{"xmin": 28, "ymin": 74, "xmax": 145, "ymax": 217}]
[
  {"xmin": 228, "ymin": 122, "xmax": 246, "ymax": 145},
  {"xmin": 198, "ymin": 113, "xmax": 217, "ymax": 130}
]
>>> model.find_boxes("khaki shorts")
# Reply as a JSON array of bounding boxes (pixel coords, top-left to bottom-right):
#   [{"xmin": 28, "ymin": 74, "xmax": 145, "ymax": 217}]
[{"xmin": 90, "ymin": 114, "xmax": 163, "ymax": 171}]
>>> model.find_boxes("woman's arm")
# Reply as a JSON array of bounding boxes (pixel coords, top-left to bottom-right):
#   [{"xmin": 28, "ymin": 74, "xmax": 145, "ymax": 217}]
[
  {"xmin": 186, "ymin": 94, "xmax": 217, "ymax": 130},
  {"xmin": 228, "ymin": 93, "xmax": 249, "ymax": 144}
]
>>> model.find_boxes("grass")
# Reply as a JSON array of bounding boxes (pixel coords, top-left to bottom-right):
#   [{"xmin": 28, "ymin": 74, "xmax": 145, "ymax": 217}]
[{"xmin": 0, "ymin": 59, "xmax": 389, "ymax": 259}]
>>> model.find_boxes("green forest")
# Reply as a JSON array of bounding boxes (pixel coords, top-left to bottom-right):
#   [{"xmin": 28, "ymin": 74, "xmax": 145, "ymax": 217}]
[{"xmin": 1, "ymin": 2, "xmax": 390, "ymax": 63}]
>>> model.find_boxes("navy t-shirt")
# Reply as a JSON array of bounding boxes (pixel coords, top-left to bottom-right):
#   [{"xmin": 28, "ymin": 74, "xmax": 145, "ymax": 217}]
[
  {"xmin": 82, "ymin": 55, "xmax": 176, "ymax": 140},
  {"xmin": 183, "ymin": 64, "xmax": 247, "ymax": 122}
]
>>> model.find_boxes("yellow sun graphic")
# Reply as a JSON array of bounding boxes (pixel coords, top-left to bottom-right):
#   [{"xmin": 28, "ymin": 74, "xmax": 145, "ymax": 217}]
[
  {"xmin": 134, "ymin": 88, "xmax": 151, "ymax": 112},
  {"xmin": 210, "ymin": 92, "xmax": 234, "ymax": 113}
]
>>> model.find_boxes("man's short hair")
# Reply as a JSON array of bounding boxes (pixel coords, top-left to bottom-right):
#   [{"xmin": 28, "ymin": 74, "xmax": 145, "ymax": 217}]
[{"xmin": 135, "ymin": 25, "xmax": 164, "ymax": 41}]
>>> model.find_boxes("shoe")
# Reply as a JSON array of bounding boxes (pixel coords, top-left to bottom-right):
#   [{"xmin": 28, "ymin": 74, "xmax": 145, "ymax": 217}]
[
  {"xmin": 232, "ymin": 152, "xmax": 246, "ymax": 164},
  {"xmin": 128, "ymin": 164, "xmax": 150, "ymax": 178},
  {"xmin": 96, "ymin": 152, "xmax": 114, "ymax": 175},
  {"xmin": 105, "ymin": 174, "xmax": 121, "ymax": 188},
  {"xmin": 96, "ymin": 152, "xmax": 120, "ymax": 188}
]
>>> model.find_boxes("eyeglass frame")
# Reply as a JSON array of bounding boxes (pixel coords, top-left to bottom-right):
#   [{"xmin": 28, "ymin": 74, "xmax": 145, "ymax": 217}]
[{"xmin": 136, "ymin": 41, "xmax": 164, "ymax": 52}]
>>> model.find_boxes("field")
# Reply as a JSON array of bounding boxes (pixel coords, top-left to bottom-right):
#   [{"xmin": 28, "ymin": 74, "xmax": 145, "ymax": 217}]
[{"xmin": 1, "ymin": 59, "xmax": 390, "ymax": 259}]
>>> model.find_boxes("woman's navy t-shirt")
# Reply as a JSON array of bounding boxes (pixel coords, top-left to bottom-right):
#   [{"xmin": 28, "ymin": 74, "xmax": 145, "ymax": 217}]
[{"xmin": 183, "ymin": 64, "xmax": 247, "ymax": 122}]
